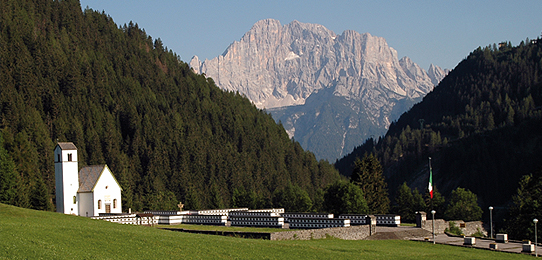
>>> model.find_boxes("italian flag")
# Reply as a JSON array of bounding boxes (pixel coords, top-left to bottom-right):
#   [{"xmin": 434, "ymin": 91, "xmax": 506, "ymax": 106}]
[{"xmin": 428, "ymin": 157, "xmax": 433, "ymax": 199}]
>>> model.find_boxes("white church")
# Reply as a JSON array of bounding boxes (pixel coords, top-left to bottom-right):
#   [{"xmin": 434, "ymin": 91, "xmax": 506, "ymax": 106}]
[{"xmin": 55, "ymin": 142, "xmax": 122, "ymax": 217}]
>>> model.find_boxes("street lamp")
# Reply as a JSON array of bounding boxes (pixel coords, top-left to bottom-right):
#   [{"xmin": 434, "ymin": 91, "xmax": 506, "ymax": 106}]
[
  {"xmin": 534, "ymin": 218, "xmax": 538, "ymax": 257},
  {"xmin": 489, "ymin": 206, "xmax": 494, "ymax": 239},
  {"xmin": 431, "ymin": 210, "xmax": 436, "ymax": 244}
]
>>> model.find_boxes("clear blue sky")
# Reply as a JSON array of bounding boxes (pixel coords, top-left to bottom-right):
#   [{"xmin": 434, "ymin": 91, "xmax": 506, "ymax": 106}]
[{"xmin": 79, "ymin": 0, "xmax": 541, "ymax": 70}]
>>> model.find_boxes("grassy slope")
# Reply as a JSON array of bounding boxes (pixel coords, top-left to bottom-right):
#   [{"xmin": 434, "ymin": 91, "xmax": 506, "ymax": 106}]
[{"xmin": 0, "ymin": 204, "xmax": 529, "ymax": 259}]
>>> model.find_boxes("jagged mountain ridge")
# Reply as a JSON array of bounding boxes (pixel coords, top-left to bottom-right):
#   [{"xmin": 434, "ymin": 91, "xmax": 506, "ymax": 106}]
[{"xmin": 190, "ymin": 19, "xmax": 448, "ymax": 160}]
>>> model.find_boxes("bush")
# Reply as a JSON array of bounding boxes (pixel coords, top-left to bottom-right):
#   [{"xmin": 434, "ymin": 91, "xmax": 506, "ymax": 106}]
[
  {"xmin": 446, "ymin": 221, "xmax": 464, "ymax": 236},
  {"xmin": 444, "ymin": 187, "xmax": 482, "ymax": 221}
]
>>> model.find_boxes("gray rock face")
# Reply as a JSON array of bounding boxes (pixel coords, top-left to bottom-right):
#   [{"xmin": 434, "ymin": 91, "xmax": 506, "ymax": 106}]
[
  {"xmin": 190, "ymin": 19, "xmax": 447, "ymax": 160},
  {"xmin": 428, "ymin": 64, "xmax": 451, "ymax": 86}
]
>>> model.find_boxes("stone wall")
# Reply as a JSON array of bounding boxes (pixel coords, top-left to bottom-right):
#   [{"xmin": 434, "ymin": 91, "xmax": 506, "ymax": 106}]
[
  {"xmin": 270, "ymin": 225, "xmax": 374, "ymax": 241},
  {"xmin": 421, "ymin": 218, "xmax": 448, "ymax": 234},
  {"xmin": 416, "ymin": 212, "xmax": 487, "ymax": 236}
]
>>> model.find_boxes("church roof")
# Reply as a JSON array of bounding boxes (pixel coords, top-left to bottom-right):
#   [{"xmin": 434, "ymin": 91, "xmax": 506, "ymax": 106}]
[
  {"xmin": 78, "ymin": 165, "xmax": 106, "ymax": 192},
  {"xmin": 56, "ymin": 142, "xmax": 77, "ymax": 150},
  {"xmin": 78, "ymin": 164, "xmax": 122, "ymax": 193}
]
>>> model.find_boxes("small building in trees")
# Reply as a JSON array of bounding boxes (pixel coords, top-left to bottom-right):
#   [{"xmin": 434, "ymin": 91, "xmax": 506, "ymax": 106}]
[{"xmin": 54, "ymin": 142, "xmax": 122, "ymax": 217}]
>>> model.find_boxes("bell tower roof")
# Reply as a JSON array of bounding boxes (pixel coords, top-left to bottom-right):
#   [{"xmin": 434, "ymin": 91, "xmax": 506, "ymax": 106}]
[{"xmin": 56, "ymin": 142, "xmax": 77, "ymax": 150}]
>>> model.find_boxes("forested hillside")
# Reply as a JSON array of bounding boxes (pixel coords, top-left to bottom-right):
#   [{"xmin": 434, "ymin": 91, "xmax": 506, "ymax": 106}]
[
  {"xmin": 336, "ymin": 38, "xmax": 542, "ymax": 209},
  {"xmin": 0, "ymin": 0, "xmax": 340, "ymax": 212}
]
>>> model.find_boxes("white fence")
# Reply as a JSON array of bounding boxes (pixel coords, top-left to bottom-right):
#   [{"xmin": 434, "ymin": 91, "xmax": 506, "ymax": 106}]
[{"xmin": 288, "ymin": 218, "xmax": 350, "ymax": 229}]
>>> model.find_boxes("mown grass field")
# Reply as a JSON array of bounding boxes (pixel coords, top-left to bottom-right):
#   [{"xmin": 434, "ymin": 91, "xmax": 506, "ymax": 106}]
[{"xmin": 0, "ymin": 204, "xmax": 530, "ymax": 259}]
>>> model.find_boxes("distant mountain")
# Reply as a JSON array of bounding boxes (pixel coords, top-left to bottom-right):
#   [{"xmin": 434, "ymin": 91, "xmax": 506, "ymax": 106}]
[
  {"xmin": 190, "ymin": 19, "xmax": 447, "ymax": 160},
  {"xmin": 336, "ymin": 40, "xmax": 542, "ymax": 210}
]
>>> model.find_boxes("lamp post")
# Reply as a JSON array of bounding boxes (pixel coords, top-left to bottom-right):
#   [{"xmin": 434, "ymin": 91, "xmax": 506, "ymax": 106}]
[
  {"xmin": 534, "ymin": 218, "xmax": 538, "ymax": 257},
  {"xmin": 431, "ymin": 210, "xmax": 436, "ymax": 244},
  {"xmin": 489, "ymin": 206, "xmax": 494, "ymax": 239}
]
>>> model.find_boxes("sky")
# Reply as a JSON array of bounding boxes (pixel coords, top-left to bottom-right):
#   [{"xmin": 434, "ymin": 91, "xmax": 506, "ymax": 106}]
[{"xmin": 79, "ymin": 0, "xmax": 541, "ymax": 70}]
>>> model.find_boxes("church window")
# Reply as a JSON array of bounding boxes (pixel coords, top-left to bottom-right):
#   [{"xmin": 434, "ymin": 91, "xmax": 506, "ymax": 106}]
[
  {"xmin": 57, "ymin": 154, "xmax": 61, "ymax": 162},
  {"xmin": 73, "ymin": 196, "xmax": 76, "ymax": 204},
  {"xmin": 113, "ymin": 199, "xmax": 117, "ymax": 209},
  {"xmin": 67, "ymin": 153, "xmax": 72, "ymax": 161},
  {"xmin": 98, "ymin": 200, "xmax": 102, "ymax": 209}
]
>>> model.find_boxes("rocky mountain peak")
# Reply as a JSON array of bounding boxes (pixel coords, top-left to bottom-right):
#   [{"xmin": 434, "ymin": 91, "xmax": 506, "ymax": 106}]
[
  {"xmin": 189, "ymin": 19, "xmax": 448, "ymax": 160},
  {"xmin": 428, "ymin": 63, "xmax": 451, "ymax": 86}
]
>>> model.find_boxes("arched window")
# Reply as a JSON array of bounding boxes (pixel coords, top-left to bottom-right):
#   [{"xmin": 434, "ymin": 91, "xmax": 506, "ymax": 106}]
[
  {"xmin": 73, "ymin": 196, "xmax": 76, "ymax": 204},
  {"xmin": 113, "ymin": 199, "xmax": 117, "ymax": 209},
  {"xmin": 98, "ymin": 200, "xmax": 102, "ymax": 209}
]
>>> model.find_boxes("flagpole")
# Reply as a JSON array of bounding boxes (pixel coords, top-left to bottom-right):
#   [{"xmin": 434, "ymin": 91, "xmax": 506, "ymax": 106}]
[{"xmin": 429, "ymin": 157, "xmax": 433, "ymax": 211}]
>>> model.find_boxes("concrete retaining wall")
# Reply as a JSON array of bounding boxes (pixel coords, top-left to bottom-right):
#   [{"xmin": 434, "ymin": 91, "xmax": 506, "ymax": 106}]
[
  {"xmin": 416, "ymin": 212, "xmax": 487, "ymax": 236},
  {"xmin": 162, "ymin": 227, "xmax": 372, "ymax": 240},
  {"xmin": 161, "ymin": 228, "xmax": 271, "ymax": 239},
  {"xmin": 270, "ymin": 225, "xmax": 374, "ymax": 240}
]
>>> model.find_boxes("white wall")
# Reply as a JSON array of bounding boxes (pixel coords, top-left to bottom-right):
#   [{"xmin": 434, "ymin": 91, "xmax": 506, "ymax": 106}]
[
  {"xmin": 92, "ymin": 166, "xmax": 122, "ymax": 215},
  {"xmin": 79, "ymin": 192, "xmax": 93, "ymax": 217},
  {"xmin": 54, "ymin": 145, "xmax": 79, "ymax": 215}
]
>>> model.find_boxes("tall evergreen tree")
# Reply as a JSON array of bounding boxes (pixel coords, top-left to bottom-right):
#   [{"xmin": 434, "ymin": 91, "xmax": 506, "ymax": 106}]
[
  {"xmin": 411, "ymin": 188, "xmax": 426, "ymax": 216},
  {"xmin": 351, "ymin": 154, "xmax": 390, "ymax": 214},
  {"xmin": 232, "ymin": 186, "xmax": 254, "ymax": 208},
  {"xmin": 30, "ymin": 177, "xmax": 52, "ymax": 211},
  {"xmin": 394, "ymin": 182, "xmax": 414, "ymax": 222},
  {"xmin": 0, "ymin": 132, "xmax": 17, "ymax": 205},
  {"xmin": 183, "ymin": 186, "xmax": 202, "ymax": 211},
  {"xmin": 208, "ymin": 184, "xmax": 224, "ymax": 209},
  {"xmin": 505, "ymin": 169, "xmax": 542, "ymax": 240},
  {"xmin": 424, "ymin": 187, "xmax": 446, "ymax": 219},
  {"xmin": 393, "ymin": 182, "xmax": 428, "ymax": 222}
]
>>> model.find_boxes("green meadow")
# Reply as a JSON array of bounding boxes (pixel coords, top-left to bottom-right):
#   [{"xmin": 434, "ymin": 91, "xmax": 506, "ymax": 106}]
[{"xmin": 0, "ymin": 204, "xmax": 530, "ymax": 259}]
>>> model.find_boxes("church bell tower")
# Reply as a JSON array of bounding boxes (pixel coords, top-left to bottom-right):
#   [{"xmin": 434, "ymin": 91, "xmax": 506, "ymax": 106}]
[{"xmin": 54, "ymin": 142, "xmax": 79, "ymax": 215}]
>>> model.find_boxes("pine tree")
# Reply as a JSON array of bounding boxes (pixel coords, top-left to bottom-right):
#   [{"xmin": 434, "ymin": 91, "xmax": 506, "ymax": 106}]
[
  {"xmin": 184, "ymin": 186, "xmax": 201, "ymax": 211},
  {"xmin": 411, "ymin": 188, "xmax": 426, "ymax": 215},
  {"xmin": 232, "ymin": 186, "xmax": 254, "ymax": 208},
  {"xmin": 394, "ymin": 182, "xmax": 414, "ymax": 222},
  {"xmin": 505, "ymin": 170, "xmax": 542, "ymax": 240},
  {"xmin": 393, "ymin": 182, "xmax": 428, "ymax": 222},
  {"xmin": 30, "ymin": 177, "xmax": 52, "ymax": 211},
  {"xmin": 209, "ymin": 184, "xmax": 224, "ymax": 209},
  {"xmin": 423, "ymin": 187, "xmax": 445, "ymax": 218},
  {"xmin": 0, "ymin": 132, "xmax": 17, "ymax": 205},
  {"xmin": 351, "ymin": 154, "xmax": 390, "ymax": 214}
]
